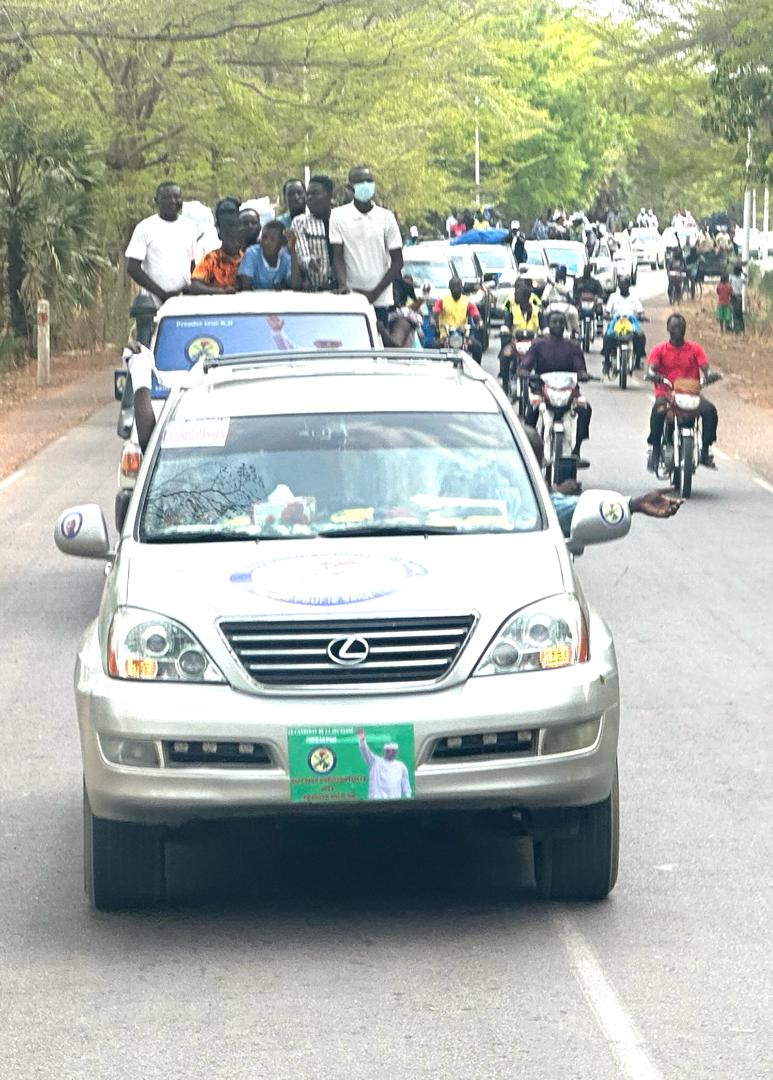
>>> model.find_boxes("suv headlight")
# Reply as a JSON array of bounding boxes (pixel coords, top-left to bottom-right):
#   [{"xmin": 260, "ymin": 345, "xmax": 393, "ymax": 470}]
[
  {"xmin": 107, "ymin": 607, "xmax": 225, "ymax": 682},
  {"xmin": 474, "ymin": 595, "xmax": 588, "ymax": 676}
]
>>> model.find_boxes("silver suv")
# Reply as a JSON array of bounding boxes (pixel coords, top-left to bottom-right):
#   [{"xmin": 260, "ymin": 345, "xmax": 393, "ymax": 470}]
[{"xmin": 56, "ymin": 348, "xmax": 631, "ymax": 909}]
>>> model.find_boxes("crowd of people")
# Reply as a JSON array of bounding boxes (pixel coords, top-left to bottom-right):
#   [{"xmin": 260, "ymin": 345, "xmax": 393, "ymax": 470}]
[
  {"xmin": 125, "ymin": 178, "xmax": 728, "ymax": 480},
  {"xmin": 125, "ymin": 167, "xmax": 405, "ymax": 337}
]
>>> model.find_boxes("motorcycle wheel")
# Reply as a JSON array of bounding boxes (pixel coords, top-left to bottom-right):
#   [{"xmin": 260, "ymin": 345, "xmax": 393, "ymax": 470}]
[
  {"xmin": 518, "ymin": 379, "xmax": 529, "ymax": 420},
  {"xmin": 679, "ymin": 433, "xmax": 694, "ymax": 498},
  {"xmin": 619, "ymin": 347, "xmax": 628, "ymax": 390},
  {"xmin": 582, "ymin": 320, "xmax": 591, "ymax": 353},
  {"xmin": 546, "ymin": 427, "xmax": 563, "ymax": 487}
]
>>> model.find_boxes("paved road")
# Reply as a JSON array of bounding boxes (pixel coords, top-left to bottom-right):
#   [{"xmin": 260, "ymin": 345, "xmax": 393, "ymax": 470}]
[{"xmin": 1, "ymin": 273, "xmax": 770, "ymax": 1079}]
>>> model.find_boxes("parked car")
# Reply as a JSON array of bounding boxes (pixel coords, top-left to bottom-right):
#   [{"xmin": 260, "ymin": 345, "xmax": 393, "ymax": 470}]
[{"xmin": 56, "ymin": 345, "xmax": 632, "ymax": 909}]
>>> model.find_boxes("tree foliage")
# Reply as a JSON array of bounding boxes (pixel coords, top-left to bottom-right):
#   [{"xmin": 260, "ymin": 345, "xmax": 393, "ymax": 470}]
[{"xmin": 0, "ymin": 0, "xmax": 761, "ymax": 340}]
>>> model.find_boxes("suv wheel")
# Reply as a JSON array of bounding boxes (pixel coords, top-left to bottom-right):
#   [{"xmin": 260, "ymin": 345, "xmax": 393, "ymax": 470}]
[
  {"xmin": 84, "ymin": 784, "xmax": 166, "ymax": 910},
  {"xmin": 532, "ymin": 762, "xmax": 619, "ymax": 900}
]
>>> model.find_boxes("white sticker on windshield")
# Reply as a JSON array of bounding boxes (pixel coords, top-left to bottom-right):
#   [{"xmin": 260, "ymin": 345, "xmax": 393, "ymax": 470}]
[{"xmin": 162, "ymin": 418, "xmax": 230, "ymax": 449}]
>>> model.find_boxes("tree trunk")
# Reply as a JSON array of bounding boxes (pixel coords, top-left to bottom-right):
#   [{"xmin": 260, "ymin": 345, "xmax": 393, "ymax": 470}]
[{"xmin": 7, "ymin": 217, "xmax": 28, "ymax": 338}]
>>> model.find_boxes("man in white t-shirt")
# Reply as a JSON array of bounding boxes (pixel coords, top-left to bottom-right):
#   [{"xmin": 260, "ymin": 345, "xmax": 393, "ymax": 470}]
[
  {"xmin": 329, "ymin": 165, "xmax": 403, "ymax": 330},
  {"xmin": 125, "ymin": 181, "xmax": 198, "ymax": 308},
  {"xmin": 356, "ymin": 729, "xmax": 412, "ymax": 800}
]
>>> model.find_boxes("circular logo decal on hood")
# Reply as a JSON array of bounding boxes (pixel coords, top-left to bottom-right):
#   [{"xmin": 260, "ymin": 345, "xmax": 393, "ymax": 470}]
[{"xmin": 230, "ymin": 555, "xmax": 427, "ymax": 606}]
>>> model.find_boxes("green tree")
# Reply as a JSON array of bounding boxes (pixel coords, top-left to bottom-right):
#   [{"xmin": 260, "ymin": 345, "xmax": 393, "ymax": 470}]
[{"xmin": 0, "ymin": 113, "xmax": 103, "ymax": 338}]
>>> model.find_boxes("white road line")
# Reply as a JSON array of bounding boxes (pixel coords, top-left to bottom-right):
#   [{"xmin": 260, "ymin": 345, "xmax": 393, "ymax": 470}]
[
  {"xmin": 0, "ymin": 468, "xmax": 24, "ymax": 494},
  {"xmin": 553, "ymin": 911, "xmax": 664, "ymax": 1080},
  {"xmin": 753, "ymin": 477, "xmax": 773, "ymax": 495}
]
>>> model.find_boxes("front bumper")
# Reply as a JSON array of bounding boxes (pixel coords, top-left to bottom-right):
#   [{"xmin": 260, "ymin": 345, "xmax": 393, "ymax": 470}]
[{"xmin": 75, "ymin": 614, "xmax": 620, "ymax": 825}]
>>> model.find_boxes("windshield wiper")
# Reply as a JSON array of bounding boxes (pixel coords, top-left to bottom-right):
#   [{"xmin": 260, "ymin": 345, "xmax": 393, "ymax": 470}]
[
  {"xmin": 317, "ymin": 524, "xmax": 459, "ymax": 537},
  {"xmin": 145, "ymin": 529, "xmax": 261, "ymax": 544}
]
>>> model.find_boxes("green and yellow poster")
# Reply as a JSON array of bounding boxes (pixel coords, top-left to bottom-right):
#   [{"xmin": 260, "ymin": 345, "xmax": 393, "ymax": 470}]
[{"xmin": 287, "ymin": 725, "xmax": 415, "ymax": 803}]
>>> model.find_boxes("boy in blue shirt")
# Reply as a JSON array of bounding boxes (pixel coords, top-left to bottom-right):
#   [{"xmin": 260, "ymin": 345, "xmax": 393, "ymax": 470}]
[{"xmin": 238, "ymin": 221, "xmax": 292, "ymax": 290}]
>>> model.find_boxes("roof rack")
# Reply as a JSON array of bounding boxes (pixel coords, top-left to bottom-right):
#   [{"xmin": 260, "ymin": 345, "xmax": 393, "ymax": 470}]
[{"xmin": 202, "ymin": 347, "xmax": 471, "ymax": 374}]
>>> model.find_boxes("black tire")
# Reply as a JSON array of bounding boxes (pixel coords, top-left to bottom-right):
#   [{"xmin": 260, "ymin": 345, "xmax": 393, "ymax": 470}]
[
  {"xmin": 84, "ymin": 785, "xmax": 166, "ymax": 910},
  {"xmin": 582, "ymin": 319, "xmax": 591, "ymax": 354},
  {"xmin": 533, "ymin": 764, "xmax": 620, "ymax": 901},
  {"xmin": 618, "ymin": 346, "xmax": 628, "ymax": 389},
  {"xmin": 553, "ymin": 426, "xmax": 564, "ymax": 476},
  {"xmin": 680, "ymin": 433, "xmax": 694, "ymax": 498}
]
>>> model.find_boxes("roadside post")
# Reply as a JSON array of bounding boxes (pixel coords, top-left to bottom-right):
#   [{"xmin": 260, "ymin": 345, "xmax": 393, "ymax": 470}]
[{"xmin": 36, "ymin": 299, "xmax": 50, "ymax": 387}]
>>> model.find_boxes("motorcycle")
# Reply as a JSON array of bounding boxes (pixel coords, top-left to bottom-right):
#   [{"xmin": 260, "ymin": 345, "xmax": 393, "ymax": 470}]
[
  {"xmin": 605, "ymin": 315, "xmax": 638, "ymax": 390},
  {"xmin": 648, "ymin": 372, "xmax": 721, "ymax": 498},
  {"xmin": 578, "ymin": 295, "xmax": 598, "ymax": 353},
  {"xmin": 528, "ymin": 370, "xmax": 584, "ymax": 486},
  {"xmin": 511, "ymin": 331, "xmax": 536, "ymax": 418},
  {"xmin": 667, "ymin": 268, "xmax": 687, "ymax": 304},
  {"xmin": 498, "ymin": 328, "xmax": 536, "ymax": 418}
]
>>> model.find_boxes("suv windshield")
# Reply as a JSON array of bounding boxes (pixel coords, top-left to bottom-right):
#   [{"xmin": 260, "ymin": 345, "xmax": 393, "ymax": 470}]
[
  {"xmin": 402, "ymin": 261, "xmax": 452, "ymax": 289},
  {"xmin": 472, "ymin": 248, "xmax": 510, "ymax": 271},
  {"xmin": 154, "ymin": 312, "xmax": 374, "ymax": 374},
  {"xmin": 140, "ymin": 411, "xmax": 541, "ymax": 542},
  {"xmin": 449, "ymin": 253, "xmax": 480, "ymax": 282},
  {"xmin": 541, "ymin": 245, "xmax": 586, "ymax": 275}
]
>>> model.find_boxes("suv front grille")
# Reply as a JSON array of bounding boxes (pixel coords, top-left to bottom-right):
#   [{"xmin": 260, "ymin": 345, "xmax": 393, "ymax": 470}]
[{"xmin": 220, "ymin": 615, "xmax": 475, "ymax": 687}]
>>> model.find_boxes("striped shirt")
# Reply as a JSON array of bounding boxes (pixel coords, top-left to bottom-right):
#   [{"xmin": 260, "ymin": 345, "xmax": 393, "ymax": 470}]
[{"xmin": 291, "ymin": 210, "xmax": 335, "ymax": 290}]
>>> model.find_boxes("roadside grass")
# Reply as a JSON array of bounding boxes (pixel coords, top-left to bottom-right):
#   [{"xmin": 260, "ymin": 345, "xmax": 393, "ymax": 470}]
[{"xmin": 673, "ymin": 283, "xmax": 773, "ymax": 415}]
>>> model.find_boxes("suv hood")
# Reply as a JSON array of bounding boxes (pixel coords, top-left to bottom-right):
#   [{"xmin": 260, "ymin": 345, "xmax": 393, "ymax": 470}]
[{"xmin": 122, "ymin": 533, "xmax": 567, "ymax": 622}]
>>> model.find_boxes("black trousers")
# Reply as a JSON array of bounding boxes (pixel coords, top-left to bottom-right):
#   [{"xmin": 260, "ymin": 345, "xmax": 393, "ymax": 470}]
[{"xmin": 648, "ymin": 399, "xmax": 718, "ymax": 451}]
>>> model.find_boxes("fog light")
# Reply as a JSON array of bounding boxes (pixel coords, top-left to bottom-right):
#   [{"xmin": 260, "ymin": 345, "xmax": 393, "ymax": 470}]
[
  {"xmin": 541, "ymin": 719, "xmax": 600, "ymax": 755},
  {"xmin": 447, "ymin": 736, "xmax": 462, "ymax": 749},
  {"xmin": 491, "ymin": 643, "xmax": 519, "ymax": 669},
  {"xmin": 173, "ymin": 741, "xmax": 189, "ymax": 753},
  {"xmin": 202, "ymin": 741, "xmax": 217, "ymax": 754},
  {"xmin": 100, "ymin": 736, "xmax": 159, "ymax": 768},
  {"xmin": 238, "ymin": 743, "xmax": 254, "ymax": 755},
  {"xmin": 178, "ymin": 649, "xmax": 207, "ymax": 677},
  {"xmin": 482, "ymin": 733, "xmax": 498, "ymax": 746}
]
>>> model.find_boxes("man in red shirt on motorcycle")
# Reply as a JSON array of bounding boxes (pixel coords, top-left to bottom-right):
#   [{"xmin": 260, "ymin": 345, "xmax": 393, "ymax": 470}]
[{"xmin": 646, "ymin": 313, "xmax": 719, "ymax": 472}]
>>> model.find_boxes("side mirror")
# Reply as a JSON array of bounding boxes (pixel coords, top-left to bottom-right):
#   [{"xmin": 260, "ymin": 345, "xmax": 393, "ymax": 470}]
[
  {"xmin": 54, "ymin": 504, "xmax": 112, "ymax": 559},
  {"xmin": 565, "ymin": 489, "xmax": 631, "ymax": 556},
  {"xmin": 483, "ymin": 271, "xmax": 499, "ymax": 284}
]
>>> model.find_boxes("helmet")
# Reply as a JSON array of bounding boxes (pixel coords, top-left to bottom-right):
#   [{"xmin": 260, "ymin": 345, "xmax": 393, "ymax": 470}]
[{"xmin": 511, "ymin": 219, "xmax": 520, "ymax": 230}]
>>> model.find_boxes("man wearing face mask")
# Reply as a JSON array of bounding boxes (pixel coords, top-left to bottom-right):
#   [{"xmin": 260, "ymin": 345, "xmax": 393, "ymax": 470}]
[{"xmin": 329, "ymin": 165, "xmax": 404, "ymax": 331}]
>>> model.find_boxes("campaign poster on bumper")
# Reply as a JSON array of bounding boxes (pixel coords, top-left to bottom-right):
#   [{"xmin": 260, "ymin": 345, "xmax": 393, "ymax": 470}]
[{"xmin": 287, "ymin": 725, "xmax": 415, "ymax": 803}]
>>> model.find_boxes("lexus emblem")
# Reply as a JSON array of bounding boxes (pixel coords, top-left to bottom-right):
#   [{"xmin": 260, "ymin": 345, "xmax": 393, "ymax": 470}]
[{"xmin": 327, "ymin": 635, "xmax": 370, "ymax": 666}]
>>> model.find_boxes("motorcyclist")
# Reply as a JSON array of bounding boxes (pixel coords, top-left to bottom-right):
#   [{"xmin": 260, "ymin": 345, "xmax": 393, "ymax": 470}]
[
  {"xmin": 517, "ymin": 311, "xmax": 592, "ymax": 466},
  {"xmin": 602, "ymin": 276, "xmax": 647, "ymax": 373},
  {"xmin": 542, "ymin": 265, "xmax": 580, "ymax": 339},
  {"xmin": 499, "ymin": 279, "xmax": 540, "ymax": 395},
  {"xmin": 645, "ymin": 313, "xmax": 719, "ymax": 471},
  {"xmin": 432, "ymin": 276, "xmax": 483, "ymax": 363},
  {"xmin": 573, "ymin": 263, "xmax": 604, "ymax": 306}
]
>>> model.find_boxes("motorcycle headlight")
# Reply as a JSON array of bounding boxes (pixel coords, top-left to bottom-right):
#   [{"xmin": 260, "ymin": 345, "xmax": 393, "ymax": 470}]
[
  {"xmin": 674, "ymin": 393, "xmax": 701, "ymax": 411},
  {"xmin": 107, "ymin": 607, "xmax": 225, "ymax": 682},
  {"xmin": 475, "ymin": 595, "xmax": 589, "ymax": 676},
  {"xmin": 545, "ymin": 388, "xmax": 574, "ymax": 407}
]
